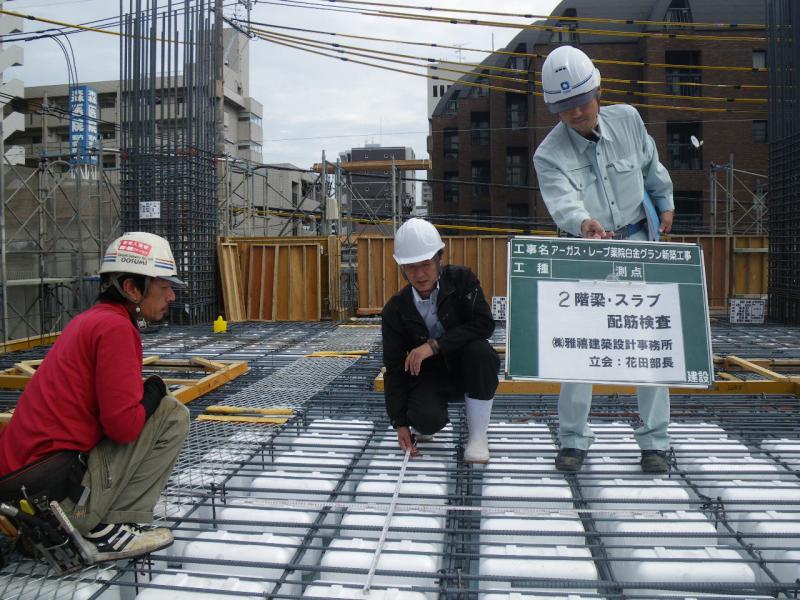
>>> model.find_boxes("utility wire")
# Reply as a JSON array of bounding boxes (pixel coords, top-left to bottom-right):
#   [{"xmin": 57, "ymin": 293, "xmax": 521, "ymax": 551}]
[
  {"xmin": 257, "ymin": 33, "xmax": 767, "ymax": 114},
  {"xmin": 271, "ymin": 0, "xmax": 767, "ymax": 42},
  {"xmin": 277, "ymin": 0, "xmax": 767, "ymax": 30},
  {"xmin": 236, "ymin": 18, "xmax": 769, "ymax": 73},
  {"xmin": 257, "ymin": 27, "xmax": 768, "ymax": 104}
]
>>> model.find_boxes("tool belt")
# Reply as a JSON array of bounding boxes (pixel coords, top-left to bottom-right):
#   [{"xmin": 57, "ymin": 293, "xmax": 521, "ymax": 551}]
[{"xmin": 0, "ymin": 451, "xmax": 86, "ymax": 505}]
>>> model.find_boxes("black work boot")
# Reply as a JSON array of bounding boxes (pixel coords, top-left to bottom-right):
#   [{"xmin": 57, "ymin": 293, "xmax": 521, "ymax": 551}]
[
  {"xmin": 640, "ymin": 449, "xmax": 670, "ymax": 473},
  {"xmin": 555, "ymin": 447, "xmax": 587, "ymax": 472}
]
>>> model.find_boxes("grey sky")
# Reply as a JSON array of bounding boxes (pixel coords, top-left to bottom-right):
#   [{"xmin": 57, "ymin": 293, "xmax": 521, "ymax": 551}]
[{"xmin": 12, "ymin": 0, "xmax": 560, "ymax": 169}]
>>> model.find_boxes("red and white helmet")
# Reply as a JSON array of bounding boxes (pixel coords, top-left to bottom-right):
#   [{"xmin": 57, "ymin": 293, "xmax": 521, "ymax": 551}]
[
  {"xmin": 541, "ymin": 45, "xmax": 601, "ymax": 114},
  {"xmin": 100, "ymin": 232, "xmax": 184, "ymax": 287}
]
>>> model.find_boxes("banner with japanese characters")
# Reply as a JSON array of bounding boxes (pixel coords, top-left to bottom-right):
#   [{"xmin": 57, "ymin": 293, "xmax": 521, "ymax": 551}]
[
  {"xmin": 68, "ymin": 86, "xmax": 99, "ymax": 165},
  {"xmin": 506, "ymin": 236, "xmax": 713, "ymax": 387}
]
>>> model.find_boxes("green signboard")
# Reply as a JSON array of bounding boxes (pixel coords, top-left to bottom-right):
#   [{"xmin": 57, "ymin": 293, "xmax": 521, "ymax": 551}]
[{"xmin": 506, "ymin": 236, "xmax": 713, "ymax": 387}]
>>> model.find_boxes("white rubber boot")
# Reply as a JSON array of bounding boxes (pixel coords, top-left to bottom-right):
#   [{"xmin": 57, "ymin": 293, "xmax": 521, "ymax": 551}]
[
  {"xmin": 464, "ymin": 396, "xmax": 493, "ymax": 464},
  {"xmin": 410, "ymin": 426, "xmax": 434, "ymax": 443}
]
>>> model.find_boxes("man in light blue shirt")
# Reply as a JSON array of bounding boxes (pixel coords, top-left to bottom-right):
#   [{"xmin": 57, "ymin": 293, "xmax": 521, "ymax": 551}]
[{"xmin": 533, "ymin": 45, "xmax": 675, "ymax": 474}]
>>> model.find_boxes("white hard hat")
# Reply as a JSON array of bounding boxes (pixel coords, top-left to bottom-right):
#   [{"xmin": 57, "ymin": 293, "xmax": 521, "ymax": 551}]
[
  {"xmin": 392, "ymin": 218, "xmax": 445, "ymax": 265},
  {"xmin": 100, "ymin": 231, "xmax": 185, "ymax": 287},
  {"xmin": 541, "ymin": 45, "xmax": 601, "ymax": 114}
]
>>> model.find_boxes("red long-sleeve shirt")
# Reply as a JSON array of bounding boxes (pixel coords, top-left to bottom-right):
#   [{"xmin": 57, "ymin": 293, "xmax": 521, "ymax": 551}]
[{"xmin": 0, "ymin": 301, "xmax": 146, "ymax": 475}]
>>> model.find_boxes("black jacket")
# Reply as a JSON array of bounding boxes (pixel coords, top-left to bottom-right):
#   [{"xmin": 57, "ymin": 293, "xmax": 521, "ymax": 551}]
[{"xmin": 381, "ymin": 265, "xmax": 495, "ymax": 427}]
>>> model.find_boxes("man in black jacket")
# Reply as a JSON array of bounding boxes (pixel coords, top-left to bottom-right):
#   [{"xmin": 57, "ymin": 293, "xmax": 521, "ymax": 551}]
[{"xmin": 381, "ymin": 219, "xmax": 499, "ymax": 463}]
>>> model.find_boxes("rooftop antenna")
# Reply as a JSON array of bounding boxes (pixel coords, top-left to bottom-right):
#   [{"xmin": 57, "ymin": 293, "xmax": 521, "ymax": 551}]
[{"xmin": 453, "ymin": 43, "xmax": 466, "ymax": 63}]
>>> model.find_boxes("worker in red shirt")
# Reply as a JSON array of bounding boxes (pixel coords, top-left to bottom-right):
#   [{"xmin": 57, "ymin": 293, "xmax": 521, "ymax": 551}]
[{"xmin": 0, "ymin": 232, "xmax": 189, "ymax": 562}]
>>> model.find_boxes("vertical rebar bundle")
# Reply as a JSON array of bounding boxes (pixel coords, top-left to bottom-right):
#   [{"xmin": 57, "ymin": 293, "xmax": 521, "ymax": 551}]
[
  {"xmin": 767, "ymin": 0, "xmax": 800, "ymax": 324},
  {"xmin": 120, "ymin": 0, "xmax": 219, "ymax": 324}
]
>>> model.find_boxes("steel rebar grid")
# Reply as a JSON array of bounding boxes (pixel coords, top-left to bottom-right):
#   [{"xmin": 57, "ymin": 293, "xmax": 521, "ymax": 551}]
[{"xmin": 0, "ymin": 321, "xmax": 798, "ymax": 598}]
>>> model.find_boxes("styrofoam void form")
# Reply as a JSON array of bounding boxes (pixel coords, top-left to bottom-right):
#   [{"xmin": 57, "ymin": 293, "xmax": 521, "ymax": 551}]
[
  {"xmin": 673, "ymin": 439, "xmax": 750, "ymax": 467},
  {"xmin": 215, "ymin": 498, "xmax": 317, "ymax": 536},
  {"xmin": 290, "ymin": 431, "xmax": 368, "ymax": 452},
  {"xmin": 339, "ymin": 508, "xmax": 446, "ymax": 549},
  {"xmin": 155, "ymin": 529, "xmax": 303, "ymax": 595},
  {"xmin": 303, "ymin": 583, "xmax": 429, "ymax": 599},
  {"xmin": 316, "ymin": 538, "xmax": 442, "ymax": 600},
  {"xmin": 480, "ymin": 512, "xmax": 586, "ymax": 546},
  {"xmin": 2, "ymin": 570, "xmax": 121, "ymax": 600},
  {"xmin": 611, "ymin": 547, "xmax": 756, "ymax": 593},
  {"xmin": 478, "ymin": 545, "xmax": 598, "ymax": 597},
  {"xmin": 596, "ymin": 510, "xmax": 717, "ymax": 557},
  {"xmin": 716, "ymin": 480, "xmax": 800, "ymax": 522},
  {"xmin": 583, "ymin": 455, "xmax": 645, "ymax": 474},
  {"xmin": 489, "ymin": 438, "xmax": 557, "ymax": 456},
  {"xmin": 685, "ymin": 456, "xmax": 794, "ymax": 499},
  {"xmin": 582, "ymin": 478, "xmax": 691, "ymax": 512},
  {"xmin": 588, "ymin": 421, "xmax": 636, "ymax": 438},
  {"xmin": 306, "ymin": 419, "xmax": 375, "ymax": 432},
  {"xmin": 668, "ymin": 422, "xmax": 728, "ymax": 438},
  {"xmin": 760, "ymin": 438, "xmax": 800, "ymax": 465},
  {"xmin": 134, "ymin": 572, "xmax": 269, "ymax": 599},
  {"xmin": 487, "ymin": 422, "xmax": 551, "ymax": 437},
  {"xmin": 482, "ymin": 596, "xmax": 595, "ymax": 600},
  {"xmin": 484, "ymin": 456, "xmax": 557, "ymax": 475},
  {"xmin": 355, "ymin": 472, "xmax": 448, "ymax": 506},
  {"xmin": 590, "ymin": 437, "xmax": 640, "ymax": 457},
  {"xmin": 734, "ymin": 510, "xmax": 800, "ymax": 581},
  {"xmin": 481, "ymin": 477, "xmax": 573, "ymax": 510}
]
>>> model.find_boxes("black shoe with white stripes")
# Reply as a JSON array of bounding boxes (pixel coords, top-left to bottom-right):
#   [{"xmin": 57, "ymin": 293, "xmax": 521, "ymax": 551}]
[{"xmin": 84, "ymin": 522, "xmax": 173, "ymax": 561}]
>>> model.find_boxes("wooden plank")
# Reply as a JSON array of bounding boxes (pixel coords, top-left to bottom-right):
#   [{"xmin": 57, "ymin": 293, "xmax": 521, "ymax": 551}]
[
  {"xmin": 217, "ymin": 241, "xmax": 246, "ymax": 322},
  {"xmin": 373, "ymin": 371, "xmax": 800, "ymax": 396},
  {"xmin": 0, "ymin": 333, "xmax": 60, "ymax": 354},
  {"xmin": 197, "ymin": 414, "xmax": 290, "ymax": 425},
  {"xmin": 172, "ymin": 360, "xmax": 250, "ymax": 405},
  {"xmin": 724, "ymin": 355, "xmax": 788, "ymax": 381},
  {"xmin": 205, "ymin": 405, "xmax": 294, "ymax": 415}
]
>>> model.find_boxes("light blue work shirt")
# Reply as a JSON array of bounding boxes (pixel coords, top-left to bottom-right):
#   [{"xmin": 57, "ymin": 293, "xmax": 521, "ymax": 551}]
[
  {"xmin": 533, "ymin": 104, "xmax": 674, "ymax": 237},
  {"xmin": 412, "ymin": 282, "xmax": 444, "ymax": 339}
]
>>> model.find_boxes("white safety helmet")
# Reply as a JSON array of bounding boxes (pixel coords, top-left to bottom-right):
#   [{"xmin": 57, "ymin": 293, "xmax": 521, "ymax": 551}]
[
  {"xmin": 100, "ymin": 231, "xmax": 185, "ymax": 287},
  {"xmin": 392, "ymin": 218, "xmax": 445, "ymax": 265},
  {"xmin": 541, "ymin": 45, "xmax": 601, "ymax": 114}
]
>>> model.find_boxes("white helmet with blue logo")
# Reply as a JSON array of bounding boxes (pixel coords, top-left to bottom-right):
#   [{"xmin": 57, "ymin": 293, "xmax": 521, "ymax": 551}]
[
  {"xmin": 100, "ymin": 231, "xmax": 185, "ymax": 287},
  {"xmin": 541, "ymin": 45, "xmax": 601, "ymax": 114}
]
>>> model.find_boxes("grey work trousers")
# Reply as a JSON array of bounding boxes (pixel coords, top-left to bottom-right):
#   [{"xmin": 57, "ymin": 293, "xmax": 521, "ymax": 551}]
[{"xmin": 61, "ymin": 396, "xmax": 189, "ymax": 535}]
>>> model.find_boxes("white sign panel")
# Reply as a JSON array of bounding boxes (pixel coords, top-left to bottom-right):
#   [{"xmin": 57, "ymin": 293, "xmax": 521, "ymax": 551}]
[
  {"xmin": 536, "ymin": 280, "xmax": 689, "ymax": 384},
  {"xmin": 139, "ymin": 201, "xmax": 161, "ymax": 220},
  {"xmin": 491, "ymin": 296, "xmax": 507, "ymax": 321},
  {"xmin": 729, "ymin": 298, "xmax": 765, "ymax": 324}
]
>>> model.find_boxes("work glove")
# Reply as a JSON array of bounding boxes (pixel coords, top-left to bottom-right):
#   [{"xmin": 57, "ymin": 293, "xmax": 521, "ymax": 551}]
[{"xmin": 141, "ymin": 374, "xmax": 167, "ymax": 419}]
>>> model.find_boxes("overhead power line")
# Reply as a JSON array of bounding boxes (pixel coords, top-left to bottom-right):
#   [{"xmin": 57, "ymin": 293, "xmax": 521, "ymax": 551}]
[
  {"xmin": 237, "ymin": 19, "xmax": 769, "ymax": 73},
  {"xmin": 255, "ymin": 31, "xmax": 767, "ymax": 114},
  {"xmin": 271, "ymin": 0, "xmax": 767, "ymax": 42},
  {"xmin": 256, "ymin": 27, "xmax": 768, "ymax": 104},
  {"xmin": 278, "ymin": 0, "xmax": 767, "ymax": 30}
]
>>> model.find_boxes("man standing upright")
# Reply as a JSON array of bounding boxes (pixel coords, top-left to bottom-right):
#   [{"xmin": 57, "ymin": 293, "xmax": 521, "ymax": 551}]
[{"xmin": 533, "ymin": 45, "xmax": 675, "ymax": 474}]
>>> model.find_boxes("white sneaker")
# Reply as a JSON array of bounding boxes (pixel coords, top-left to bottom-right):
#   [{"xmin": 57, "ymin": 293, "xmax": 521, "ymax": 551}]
[
  {"xmin": 464, "ymin": 435, "xmax": 490, "ymax": 463},
  {"xmin": 84, "ymin": 522, "xmax": 174, "ymax": 562}
]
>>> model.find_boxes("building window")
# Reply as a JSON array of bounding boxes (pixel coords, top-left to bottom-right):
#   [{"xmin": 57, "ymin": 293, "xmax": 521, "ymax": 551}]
[
  {"xmin": 432, "ymin": 85, "xmax": 438, "ymax": 98},
  {"xmin": 667, "ymin": 122, "xmax": 703, "ymax": 170},
  {"xmin": 508, "ymin": 203, "xmax": 529, "ymax": 218},
  {"xmin": 506, "ymin": 147, "xmax": 528, "ymax": 186},
  {"xmin": 551, "ymin": 8, "xmax": 578, "ymax": 43},
  {"xmin": 752, "ymin": 50, "xmax": 767, "ymax": 69},
  {"xmin": 471, "ymin": 161, "xmax": 490, "ymax": 197},
  {"xmin": 102, "ymin": 157, "xmax": 117, "ymax": 169},
  {"xmin": 100, "ymin": 128, "xmax": 115, "ymax": 140},
  {"xmin": 664, "ymin": 0, "xmax": 692, "ymax": 23},
  {"xmin": 665, "ymin": 51, "xmax": 701, "ymax": 97},
  {"xmin": 443, "ymin": 171, "xmax": 459, "ymax": 203},
  {"xmin": 471, "ymin": 209, "xmax": 490, "ymax": 227},
  {"xmin": 98, "ymin": 95, "xmax": 116, "ymax": 109},
  {"xmin": 752, "ymin": 120, "xmax": 767, "ymax": 143},
  {"xmin": 443, "ymin": 128, "xmax": 459, "ymax": 159},
  {"xmin": 444, "ymin": 90, "xmax": 460, "ymax": 115},
  {"xmin": 506, "ymin": 94, "xmax": 528, "ymax": 130},
  {"xmin": 506, "ymin": 44, "xmax": 528, "ymax": 71},
  {"xmin": 471, "ymin": 112, "xmax": 489, "ymax": 146},
  {"xmin": 238, "ymin": 112, "xmax": 262, "ymax": 127},
  {"xmin": 673, "ymin": 191, "xmax": 703, "ymax": 232},
  {"xmin": 472, "ymin": 71, "xmax": 489, "ymax": 98}
]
